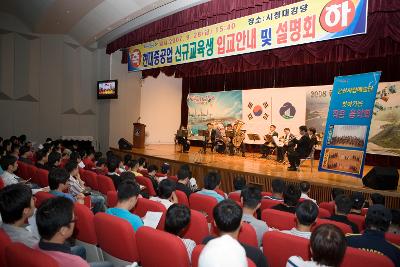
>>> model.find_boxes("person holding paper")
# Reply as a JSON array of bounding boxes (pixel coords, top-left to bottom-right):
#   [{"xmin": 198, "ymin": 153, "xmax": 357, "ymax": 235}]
[{"xmin": 106, "ymin": 180, "xmax": 143, "ymax": 231}]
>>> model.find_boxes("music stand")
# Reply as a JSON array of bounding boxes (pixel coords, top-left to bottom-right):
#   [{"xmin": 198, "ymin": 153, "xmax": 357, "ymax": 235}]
[
  {"xmin": 225, "ymin": 130, "xmax": 234, "ymax": 139},
  {"xmin": 247, "ymin": 133, "xmax": 260, "ymax": 159}
]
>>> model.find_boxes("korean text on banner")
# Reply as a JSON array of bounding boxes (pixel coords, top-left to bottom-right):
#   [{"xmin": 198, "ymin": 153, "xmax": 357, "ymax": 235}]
[
  {"xmin": 128, "ymin": 0, "xmax": 368, "ymax": 71},
  {"xmin": 318, "ymin": 72, "xmax": 381, "ymax": 178}
]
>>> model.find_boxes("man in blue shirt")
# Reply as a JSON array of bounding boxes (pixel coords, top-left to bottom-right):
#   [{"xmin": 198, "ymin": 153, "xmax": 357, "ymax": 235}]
[
  {"xmin": 106, "ymin": 180, "xmax": 143, "ymax": 231},
  {"xmin": 48, "ymin": 168, "xmax": 84, "ymax": 204},
  {"xmin": 197, "ymin": 171, "xmax": 224, "ymax": 202}
]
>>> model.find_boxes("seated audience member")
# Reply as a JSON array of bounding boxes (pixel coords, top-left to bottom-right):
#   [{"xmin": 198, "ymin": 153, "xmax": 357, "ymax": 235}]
[
  {"xmin": 70, "ymin": 151, "xmax": 85, "ymax": 169},
  {"xmin": 138, "ymin": 157, "xmax": 147, "ymax": 171},
  {"xmin": 287, "ymin": 224, "xmax": 347, "ymax": 267},
  {"xmin": 19, "ymin": 146, "xmax": 33, "ymax": 165},
  {"xmin": 233, "ymin": 176, "xmax": 246, "ymax": 192},
  {"xmin": 241, "ymin": 186, "xmax": 268, "ymax": 246},
  {"xmin": 203, "ymin": 200, "xmax": 268, "ymax": 267},
  {"xmin": 60, "ymin": 149, "xmax": 71, "ymax": 168},
  {"xmin": 282, "ymin": 200, "xmax": 318, "ymax": 239},
  {"xmin": 150, "ymin": 179, "xmax": 177, "ymax": 209},
  {"xmin": 123, "ymin": 154, "xmax": 132, "ymax": 166},
  {"xmin": 119, "ymin": 171, "xmax": 136, "ymax": 183},
  {"xmin": 197, "ymin": 171, "xmax": 225, "ymax": 202},
  {"xmin": 1, "ymin": 155, "xmax": 26, "ymax": 186},
  {"xmin": 370, "ymin": 193, "xmax": 385, "ymax": 206},
  {"xmin": 199, "ymin": 235, "xmax": 247, "ymax": 267},
  {"xmin": 48, "ymin": 168, "xmax": 84, "ymax": 204},
  {"xmin": 299, "ymin": 181, "xmax": 316, "ymax": 203},
  {"xmin": 65, "ymin": 161, "xmax": 105, "ymax": 213},
  {"xmin": 331, "ymin": 188, "xmax": 345, "ymax": 202},
  {"xmin": 93, "ymin": 157, "xmax": 107, "ymax": 175},
  {"xmin": 106, "ymin": 180, "xmax": 143, "ymax": 231},
  {"xmin": 147, "ymin": 164, "xmax": 159, "ymax": 192},
  {"xmin": 159, "ymin": 162, "xmax": 170, "ymax": 181},
  {"xmin": 36, "ymin": 197, "xmax": 112, "ymax": 267},
  {"xmin": 46, "ymin": 151, "xmax": 61, "ymax": 170},
  {"xmin": 264, "ymin": 178, "xmax": 285, "ymax": 201},
  {"xmin": 35, "ymin": 149, "xmax": 49, "ymax": 170},
  {"xmin": 3, "ymin": 139, "xmax": 12, "ymax": 154},
  {"xmin": 347, "ymin": 205, "xmax": 400, "ymax": 266},
  {"xmin": 164, "ymin": 204, "xmax": 196, "ymax": 260},
  {"xmin": 0, "ymin": 184, "xmax": 38, "ymax": 247},
  {"xmin": 350, "ymin": 192, "xmax": 365, "ymax": 215},
  {"xmin": 82, "ymin": 150, "xmax": 95, "ymax": 170},
  {"xmin": 106, "ymin": 156, "xmax": 121, "ymax": 189},
  {"xmin": 175, "ymin": 167, "xmax": 192, "ymax": 198},
  {"xmin": 117, "ymin": 159, "xmax": 126, "ymax": 173},
  {"xmin": 326, "ymin": 194, "xmax": 359, "ymax": 233},
  {"xmin": 388, "ymin": 209, "xmax": 400, "ymax": 235},
  {"xmin": 126, "ymin": 159, "xmax": 141, "ymax": 177},
  {"xmin": 272, "ymin": 184, "xmax": 301, "ymax": 214},
  {"xmin": 94, "ymin": 152, "xmax": 102, "ymax": 164},
  {"xmin": 9, "ymin": 143, "xmax": 20, "ymax": 158},
  {"xmin": 180, "ymin": 164, "xmax": 198, "ymax": 191}
]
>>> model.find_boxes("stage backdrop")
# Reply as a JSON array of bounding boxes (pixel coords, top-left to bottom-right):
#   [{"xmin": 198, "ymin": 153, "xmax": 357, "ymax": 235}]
[{"xmin": 187, "ymin": 81, "xmax": 400, "ymax": 156}]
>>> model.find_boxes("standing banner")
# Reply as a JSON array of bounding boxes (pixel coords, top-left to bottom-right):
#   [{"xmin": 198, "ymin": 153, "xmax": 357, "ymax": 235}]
[
  {"xmin": 318, "ymin": 72, "xmax": 381, "ymax": 178},
  {"xmin": 128, "ymin": 0, "xmax": 368, "ymax": 71}
]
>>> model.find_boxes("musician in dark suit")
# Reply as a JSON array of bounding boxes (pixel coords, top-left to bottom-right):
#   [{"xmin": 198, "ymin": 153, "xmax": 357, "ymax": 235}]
[
  {"xmin": 277, "ymin": 128, "xmax": 295, "ymax": 163},
  {"xmin": 287, "ymin": 125, "xmax": 311, "ymax": 171},
  {"xmin": 203, "ymin": 123, "xmax": 216, "ymax": 153},
  {"xmin": 308, "ymin": 127, "xmax": 318, "ymax": 148},
  {"xmin": 260, "ymin": 125, "xmax": 278, "ymax": 158},
  {"xmin": 176, "ymin": 125, "xmax": 190, "ymax": 152}
]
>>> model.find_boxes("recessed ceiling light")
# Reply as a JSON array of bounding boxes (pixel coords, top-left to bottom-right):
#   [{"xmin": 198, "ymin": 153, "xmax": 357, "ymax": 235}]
[
  {"xmin": 66, "ymin": 10, "xmax": 70, "ymax": 14},
  {"xmin": 94, "ymin": 36, "xmax": 97, "ymax": 40},
  {"xmin": 56, "ymin": 21, "xmax": 60, "ymax": 25}
]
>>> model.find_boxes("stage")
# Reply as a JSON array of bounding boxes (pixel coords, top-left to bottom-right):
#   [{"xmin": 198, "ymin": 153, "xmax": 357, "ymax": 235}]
[{"xmin": 111, "ymin": 145, "xmax": 400, "ymax": 208}]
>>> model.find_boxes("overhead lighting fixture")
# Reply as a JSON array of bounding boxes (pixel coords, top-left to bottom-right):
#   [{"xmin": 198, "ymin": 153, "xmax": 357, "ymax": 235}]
[{"xmin": 66, "ymin": 10, "xmax": 70, "ymax": 14}]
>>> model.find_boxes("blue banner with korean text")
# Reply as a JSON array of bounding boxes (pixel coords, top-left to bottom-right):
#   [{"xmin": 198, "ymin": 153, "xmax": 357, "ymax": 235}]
[{"xmin": 318, "ymin": 72, "xmax": 381, "ymax": 178}]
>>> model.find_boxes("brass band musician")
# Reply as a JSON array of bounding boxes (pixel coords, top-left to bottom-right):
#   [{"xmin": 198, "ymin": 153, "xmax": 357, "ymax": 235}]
[
  {"xmin": 203, "ymin": 123, "xmax": 216, "ymax": 153},
  {"xmin": 276, "ymin": 128, "xmax": 295, "ymax": 163},
  {"xmin": 260, "ymin": 125, "xmax": 278, "ymax": 158}
]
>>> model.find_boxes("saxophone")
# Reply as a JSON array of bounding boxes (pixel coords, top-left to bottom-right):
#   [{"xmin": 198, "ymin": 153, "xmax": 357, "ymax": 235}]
[{"xmin": 232, "ymin": 120, "xmax": 245, "ymax": 148}]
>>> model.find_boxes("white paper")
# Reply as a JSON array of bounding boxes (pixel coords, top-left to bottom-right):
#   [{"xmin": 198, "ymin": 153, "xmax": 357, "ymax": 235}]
[{"xmin": 142, "ymin": 211, "xmax": 163, "ymax": 229}]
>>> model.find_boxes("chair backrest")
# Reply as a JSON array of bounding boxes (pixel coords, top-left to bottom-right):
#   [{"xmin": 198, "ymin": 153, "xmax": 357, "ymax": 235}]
[
  {"xmin": 168, "ymin": 175, "xmax": 178, "ymax": 182},
  {"xmin": 135, "ymin": 175, "xmax": 157, "ymax": 196},
  {"xmin": 260, "ymin": 198, "xmax": 281, "ymax": 211},
  {"xmin": 361, "ymin": 208, "xmax": 368, "ymax": 216},
  {"xmin": 347, "ymin": 214, "xmax": 365, "ymax": 232},
  {"xmin": 313, "ymin": 219, "xmax": 353, "ymax": 234},
  {"xmin": 228, "ymin": 191, "xmax": 241, "ymax": 202},
  {"xmin": 319, "ymin": 201, "xmax": 335, "ymax": 215},
  {"xmin": 261, "ymin": 209, "xmax": 296, "ymax": 230},
  {"xmin": 97, "ymin": 174, "xmax": 116, "ymax": 195},
  {"xmin": 33, "ymin": 168, "xmax": 49, "ymax": 187},
  {"xmin": 263, "ymin": 231, "xmax": 310, "ymax": 267},
  {"xmin": 215, "ymin": 188, "xmax": 226, "ymax": 198},
  {"xmin": 94, "ymin": 212, "xmax": 139, "ymax": 262},
  {"xmin": 26, "ymin": 164, "xmax": 38, "ymax": 181},
  {"xmin": 261, "ymin": 192, "xmax": 272, "ymax": 197},
  {"xmin": 385, "ymin": 232, "xmax": 400, "ymax": 246},
  {"xmin": 183, "ymin": 209, "xmax": 209, "ymax": 244},
  {"xmin": 133, "ymin": 198, "xmax": 167, "ymax": 229},
  {"xmin": 106, "ymin": 191, "xmax": 118, "ymax": 208},
  {"xmin": 191, "ymin": 244, "xmax": 205, "ymax": 267},
  {"xmin": 0, "ymin": 229, "xmax": 11, "ymax": 267},
  {"xmin": 82, "ymin": 170, "xmax": 99, "ymax": 191},
  {"xmin": 136, "ymin": 226, "xmax": 190, "ymax": 267},
  {"xmin": 6, "ymin": 243, "xmax": 59, "ymax": 267},
  {"xmin": 189, "ymin": 193, "xmax": 218, "ymax": 223},
  {"xmin": 34, "ymin": 191, "xmax": 55, "ymax": 208},
  {"xmin": 175, "ymin": 190, "xmax": 190, "ymax": 207},
  {"xmin": 318, "ymin": 207, "xmax": 331, "ymax": 218},
  {"xmin": 238, "ymin": 222, "xmax": 258, "ymax": 247},
  {"xmin": 0, "ymin": 178, "xmax": 4, "ymax": 190},
  {"xmin": 341, "ymin": 246, "xmax": 394, "ymax": 267},
  {"xmin": 17, "ymin": 161, "xmax": 29, "ymax": 179},
  {"xmin": 248, "ymin": 258, "xmax": 257, "ymax": 267},
  {"xmin": 74, "ymin": 202, "xmax": 97, "ymax": 245}
]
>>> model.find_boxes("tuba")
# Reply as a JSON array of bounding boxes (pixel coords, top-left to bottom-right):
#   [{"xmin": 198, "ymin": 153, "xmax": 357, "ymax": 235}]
[{"xmin": 232, "ymin": 120, "xmax": 245, "ymax": 148}]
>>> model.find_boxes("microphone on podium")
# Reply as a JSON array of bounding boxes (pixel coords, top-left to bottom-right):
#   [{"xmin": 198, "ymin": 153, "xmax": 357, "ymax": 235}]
[{"xmin": 137, "ymin": 116, "xmax": 141, "ymax": 123}]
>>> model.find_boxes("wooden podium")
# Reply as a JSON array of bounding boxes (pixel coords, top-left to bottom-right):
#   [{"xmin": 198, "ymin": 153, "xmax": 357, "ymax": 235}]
[{"xmin": 133, "ymin": 123, "xmax": 146, "ymax": 148}]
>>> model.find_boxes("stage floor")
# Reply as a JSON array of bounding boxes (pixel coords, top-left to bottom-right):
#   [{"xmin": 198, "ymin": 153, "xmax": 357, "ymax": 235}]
[{"xmin": 112, "ymin": 144, "xmax": 400, "ymax": 199}]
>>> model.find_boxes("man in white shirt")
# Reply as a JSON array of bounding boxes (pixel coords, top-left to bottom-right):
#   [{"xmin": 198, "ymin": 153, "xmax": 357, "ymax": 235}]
[
  {"xmin": 241, "ymin": 186, "xmax": 269, "ymax": 247},
  {"xmin": 282, "ymin": 200, "xmax": 318, "ymax": 239},
  {"xmin": 1, "ymin": 155, "xmax": 24, "ymax": 186},
  {"xmin": 150, "ymin": 179, "xmax": 177, "ymax": 209},
  {"xmin": 299, "ymin": 181, "xmax": 317, "ymax": 203}
]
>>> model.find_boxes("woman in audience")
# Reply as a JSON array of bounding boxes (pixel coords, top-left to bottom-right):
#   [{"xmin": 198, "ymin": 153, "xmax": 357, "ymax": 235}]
[
  {"xmin": 150, "ymin": 179, "xmax": 178, "ymax": 209},
  {"xmin": 287, "ymin": 224, "xmax": 347, "ymax": 267},
  {"xmin": 197, "ymin": 171, "xmax": 225, "ymax": 202},
  {"xmin": 164, "ymin": 204, "xmax": 196, "ymax": 261},
  {"xmin": 271, "ymin": 184, "xmax": 301, "ymax": 213}
]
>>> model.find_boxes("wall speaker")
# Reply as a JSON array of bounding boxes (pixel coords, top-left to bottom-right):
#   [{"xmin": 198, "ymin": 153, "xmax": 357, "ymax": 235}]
[
  {"xmin": 362, "ymin": 166, "xmax": 399, "ymax": 190},
  {"xmin": 118, "ymin": 138, "xmax": 133, "ymax": 150}
]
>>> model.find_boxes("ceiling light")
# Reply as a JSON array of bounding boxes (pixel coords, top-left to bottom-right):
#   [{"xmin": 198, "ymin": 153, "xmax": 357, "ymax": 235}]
[{"xmin": 66, "ymin": 10, "xmax": 70, "ymax": 14}]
